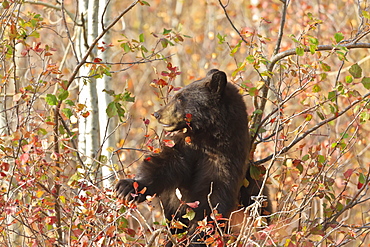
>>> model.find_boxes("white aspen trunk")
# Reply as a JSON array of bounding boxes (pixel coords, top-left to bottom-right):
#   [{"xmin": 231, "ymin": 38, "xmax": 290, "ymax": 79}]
[
  {"xmin": 6, "ymin": 42, "xmax": 26, "ymax": 247},
  {"xmin": 97, "ymin": 0, "xmax": 115, "ymax": 188},
  {"xmin": 77, "ymin": 0, "xmax": 88, "ymax": 158},
  {"xmin": 78, "ymin": 0, "xmax": 101, "ymax": 182}
]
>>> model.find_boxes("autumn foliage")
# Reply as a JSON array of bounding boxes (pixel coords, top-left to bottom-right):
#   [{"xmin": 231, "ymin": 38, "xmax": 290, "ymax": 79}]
[{"xmin": 1, "ymin": 0, "xmax": 370, "ymax": 246}]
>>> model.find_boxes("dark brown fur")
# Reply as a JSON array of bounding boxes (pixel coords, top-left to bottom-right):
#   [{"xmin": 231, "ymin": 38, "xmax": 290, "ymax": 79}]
[{"xmin": 115, "ymin": 70, "xmax": 270, "ymax": 245}]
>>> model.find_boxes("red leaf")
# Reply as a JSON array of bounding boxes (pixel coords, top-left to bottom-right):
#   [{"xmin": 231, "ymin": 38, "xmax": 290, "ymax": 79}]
[
  {"xmin": 1, "ymin": 162, "xmax": 10, "ymax": 172},
  {"xmin": 93, "ymin": 58, "xmax": 102, "ymax": 63},
  {"xmin": 133, "ymin": 181, "xmax": 139, "ymax": 190},
  {"xmin": 163, "ymin": 139, "xmax": 175, "ymax": 147},
  {"xmin": 216, "ymin": 238, "xmax": 224, "ymax": 247},
  {"xmin": 357, "ymin": 173, "xmax": 366, "ymax": 189},
  {"xmin": 20, "ymin": 153, "xmax": 29, "ymax": 165},
  {"xmin": 167, "ymin": 62, "xmax": 174, "ymax": 70},
  {"xmin": 81, "ymin": 111, "xmax": 90, "ymax": 118},
  {"xmin": 45, "ymin": 216, "xmax": 57, "ymax": 225},
  {"xmin": 157, "ymin": 78, "xmax": 168, "ymax": 86},
  {"xmin": 186, "ymin": 201, "xmax": 199, "ymax": 208},
  {"xmin": 185, "ymin": 113, "xmax": 192, "ymax": 122},
  {"xmin": 161, "ymin": 71, "xmax": 169, "ymax": 77},
  {"xmin": 343, "ymin": 169, "xmax": 354, "ymax": 179}
]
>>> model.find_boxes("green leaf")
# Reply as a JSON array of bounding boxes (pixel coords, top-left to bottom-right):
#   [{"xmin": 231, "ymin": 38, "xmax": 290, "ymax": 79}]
[
  {"xmin": 106, "ymin": 102, "xmax": 117, "ymax": 118},
  {"xmin": 317, "ymin": 111, "xmax": 325, "ymax": 120},
  {"xmin": 345, "ymin": 75, "xmax": 353, "ymax": 84},
  {"xmin": 295, "ymin": 162, "xmax": 304, "ymax": 174},
  {"xmin": 182, "ymin": 209, "xmax": 195, "ymax": 220},
  {"xmin": 61, "ymin": 108, "xmax": 73, "ymax": 119},
  {"xmin": 250, "ymin": 165, "xmax": 262, "ymax": 180},
  {"xmin": 320, "ymin": 62, "xmax": 331, "ymax": 72},
  {"xmin": 309, "ymin": 44, "xmax": 316, "ymax": 54},
  {"xmin": 361, "ymin": 77, "xmax": 370, "ymax": 89},
  {"xmin": 46, "ymin": 94, "xmax": 58, "ymax": 105},
  {"xmin": 245, "ymin": 55, "xmax": 255, "ymax": 64},
  {"xmin": 360, "ymin": 111, "xmax": 370, "ymax": 123},
  {"xmin": 2, "ymin": 0, "xmax": 10, "ymax": 9},
  {"xmin": 116, "ymin": 102, "xmax": 126, "ymax": 115},
  {"xmin": 309, "ymin": 37, "xmax": 319, "ymax": 45},
  {"xmin": 230, "ymin": 40, "xmax": 242, "ymax": 57},
  {"xmin": 359, "ymin": 172, "xmax": 366, "ymax": 184},
  {"xmin": 122, "ymin": 91, "xmax": 135, "ymax": 102},
  {"xmin": 160, "ymin": 38, "xmax": 173, "ymax": 48},
  {"xmin": 334, "ymin": 32, "xmax": 344, "ymax": 43},
  {"xmin": 336, "ymin": 51, "xmax": 347, "ymax": 61},
  {"xmin": 330, "ymin": 104, "xmax": 338, "ymax": 114},
  {"xmin": 139, "ymin": 0, "xmax": 150, "ymax": 6},
  {"xmin": 122, "ymin": 43, "xmax": 131, "ymax": 53},
  {"xmin": 312, "ymin": 84, "xmax": 321, "ymax": 93},
  {"xmin": 253, "ymin": 109, "xmax": 263, "ymax": 115},
  {"xmin": 163, "ymin": 28, "xmax": 172, "ymax": 35},
  {"xmin": 139, "ymin": 33, "xmax": 144, "ymax": 42},
  {"xmin": 349, "ymin": 63, "xmax": 362, "ymax": 78},
  {"xmin": 216, "ymin": 33, "xmax": 226, "ymax": 44},
  {"xmin": 249, "ymin": 87, "xmax": 258, "ymax": 97},
  {"xmin": 296, "ymin": 46, "xmax": 304, "ymax": 56},
  {"xmin": 318, "ymin": 155, "xmax": 326, "ymax": 164},
  {"xmin": 57, "ymin": 88, "xmax": 69, "ymax": 101},
  {"xmin": 336, "ymin": 202, "xmax": 344, "ymax": 211},
  {"xmin": 302, "ymin": 154, "xmax": 310, "ymax": 161},
  {"xmin": 328, "ymin": 91, "xmax": 337, "ymax": 102},
  {"xmin": 37, "ymin": 128, "xmax": 48, "ymax": 136}
]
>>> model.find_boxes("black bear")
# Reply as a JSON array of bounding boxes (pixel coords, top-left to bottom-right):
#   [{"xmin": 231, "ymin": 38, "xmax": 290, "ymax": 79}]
[{"xmin": 115, "ymin": 69, "xmax": 269, "ymax": 245}]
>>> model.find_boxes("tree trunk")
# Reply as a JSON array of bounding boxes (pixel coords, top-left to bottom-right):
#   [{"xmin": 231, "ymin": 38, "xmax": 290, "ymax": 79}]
[
  {"xmin": 97, "ymin": 0, "xmax": 115, "ymax": 188},
  {"xmin": 77, "ymin": 0, "xmax": 101, "ymax": 183}
]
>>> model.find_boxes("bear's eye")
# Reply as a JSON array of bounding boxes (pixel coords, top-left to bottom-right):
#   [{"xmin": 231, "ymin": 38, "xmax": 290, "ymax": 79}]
[{"xmin": 176, "ymin": 95, "xmax": 184, "ymax": 103}]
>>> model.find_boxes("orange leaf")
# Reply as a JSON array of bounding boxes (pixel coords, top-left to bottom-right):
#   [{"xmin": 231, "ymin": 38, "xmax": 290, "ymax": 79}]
[
  {"xmin": 185, "ymin": 136, "xmax": 191, "ymax": 144},
  {"xmin": 106, "ymin": 225, "xmax": 115, "ymax": 237},
  {"xmin": 138, "ymin": 187, "xmax": 147, "ymax": 194}
]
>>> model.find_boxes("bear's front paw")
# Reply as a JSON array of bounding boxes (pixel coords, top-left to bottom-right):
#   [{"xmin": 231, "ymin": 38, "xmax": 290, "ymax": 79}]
[{"xmin": 115, "ymin": 179, "xmax": 147, "ymax": 203}]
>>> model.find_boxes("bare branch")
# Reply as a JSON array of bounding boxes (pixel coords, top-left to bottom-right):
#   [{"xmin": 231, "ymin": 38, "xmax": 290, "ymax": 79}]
[
  {"xmin": 255, "ymin": 91, "xmax": 370, "ymax": 165},
  {"xmin": 268, "ymin": 42, "xmax": 370, "ymax": 72},
  {"xmin": 273, "ymin": 0, "xmax": 288, "ymax": 55},
  {"xmin": 218, "ymin": 0, "xmax": 248, "ymax": 44}
]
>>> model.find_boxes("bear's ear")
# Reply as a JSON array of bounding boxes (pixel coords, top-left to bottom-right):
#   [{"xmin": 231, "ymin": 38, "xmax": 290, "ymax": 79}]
[
  {"xmin": 206, "ymin": 70, "xmax": 227, "ymax": 95},
  {"xmin": 206, "ymin": 69, "xmax": 220, "ymax": 77}
]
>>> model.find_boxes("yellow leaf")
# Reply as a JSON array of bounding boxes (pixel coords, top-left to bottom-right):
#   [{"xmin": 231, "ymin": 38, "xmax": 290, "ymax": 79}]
[
  {"xmin": 256, "ymin": 81, "xmax": 265, "ymax": 90},
  {"xmin": 59, "ymin": 195, "xmax": 66, "ymax": 204},
  {"xmin": 36, "ymin": 190, "xmax": 45, "ymax": 198}
]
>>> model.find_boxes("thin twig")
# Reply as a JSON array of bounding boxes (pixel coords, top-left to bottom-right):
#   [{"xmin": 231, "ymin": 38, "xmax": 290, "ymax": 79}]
[{"xmin": 255, "ymin": 91, "xmax": 370, "ymax": 165}]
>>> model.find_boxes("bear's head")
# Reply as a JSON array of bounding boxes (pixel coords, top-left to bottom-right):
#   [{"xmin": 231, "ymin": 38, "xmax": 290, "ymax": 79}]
[{"xmin": 154, "ymin": 69, "xmax": 227, "ymax": 132}]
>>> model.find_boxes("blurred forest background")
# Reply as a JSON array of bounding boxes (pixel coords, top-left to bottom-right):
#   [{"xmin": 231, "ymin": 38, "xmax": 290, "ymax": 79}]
[{"xmin": 1, "ymin": 0, "xmax": 370, "ymax": 246}]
